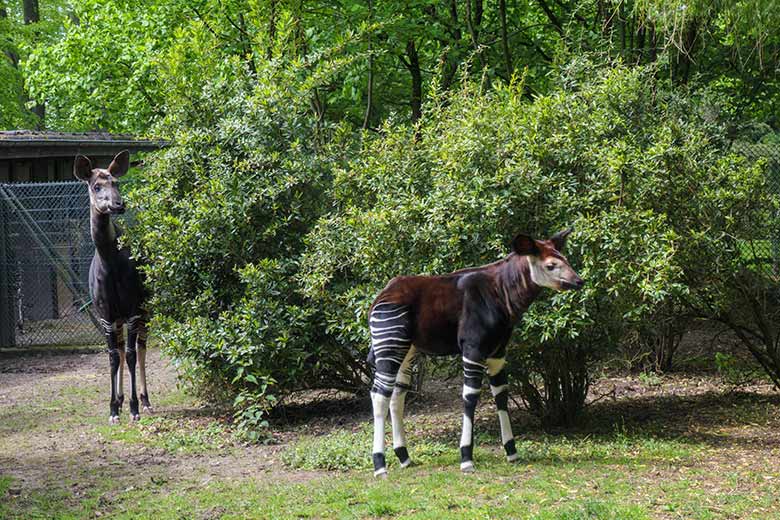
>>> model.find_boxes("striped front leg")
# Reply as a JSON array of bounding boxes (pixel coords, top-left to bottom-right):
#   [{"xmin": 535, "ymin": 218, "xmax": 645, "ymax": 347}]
[
  {"xmin": 487, "ymin": 357, "xmax": 517, "ymax": 462},
  {"xmin": 460, "ymin": 356, "xmax": 486, "ymax": 473},
  {"xmin": 100, "ymin": 318, "xmax": 123, "ymax": 424}
]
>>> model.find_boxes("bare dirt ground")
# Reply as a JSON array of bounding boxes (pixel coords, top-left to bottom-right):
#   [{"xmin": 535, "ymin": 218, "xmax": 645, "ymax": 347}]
[{"xmin": 0, "ymin": 348, "xmax": 318, "ymax": 508}]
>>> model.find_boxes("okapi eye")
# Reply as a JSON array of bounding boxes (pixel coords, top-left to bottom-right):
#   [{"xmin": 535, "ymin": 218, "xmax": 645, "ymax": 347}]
[{"xmin": 545, "ymin": 264, "xmax": 556, "ymax": 271}]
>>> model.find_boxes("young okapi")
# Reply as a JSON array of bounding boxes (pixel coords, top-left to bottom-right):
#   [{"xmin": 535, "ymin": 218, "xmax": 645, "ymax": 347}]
[
  {"xmin": 367, "ymin": 229, "xmax": 584, "ymax": 476},
  {"xmin": 74, "ymin": 151, "xmax": 151, "ymax": 424}
]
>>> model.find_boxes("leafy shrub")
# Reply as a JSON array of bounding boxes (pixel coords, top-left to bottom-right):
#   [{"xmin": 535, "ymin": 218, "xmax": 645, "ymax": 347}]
[
  {"xmin": 301, "ymin": 61, "xmax": 772, "ymax": 427},
  {"xmin": 128, "ymin": 57, "xmax": 777, "ymax": 432},
  {"xmin": 126, "ymin": 62, "xmax": 364, "ymax": 434}
]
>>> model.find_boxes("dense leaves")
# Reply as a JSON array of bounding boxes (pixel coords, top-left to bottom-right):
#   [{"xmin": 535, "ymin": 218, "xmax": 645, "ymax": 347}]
[
  {"xmin": 301, "ymin": 63, "xmax": 774, "ymax": 426},
  {"xmin": 8, "ymin": 0, "xmax": 780, "ymax": 131},
  {"xmin": 125, "ymin": 64, "xmax": 365, "ymax": 431}
]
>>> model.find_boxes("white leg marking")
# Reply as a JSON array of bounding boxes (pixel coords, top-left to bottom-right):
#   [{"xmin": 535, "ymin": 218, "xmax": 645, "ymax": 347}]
[
  {"xmin": 390, "ymin": 347, "xmax": 416, "ymax": 450},
  {"xmin": 490, "ymin": 384, "xmax": 508, "ymax": 396},
  {"xmin": 486, "ymin": 357, "xmax": 506, "ymax": 377},
  {"xmin": 462, "ymin": 384, "xmax": 481, "ymax": 399},
  {"xmin": 498, "ymin": 410, "xmax": 514, "ymax": 447},
  {"xmin": 138, "ymin": 346, "xmax": 148, "ymax": 398},
  {"xmin": 460, "ymin": 414, "xmax": 473, "ymax": 448},
  {"xmin": 371, "ymin": 392, "xmax": 390, "ymax": 455}
]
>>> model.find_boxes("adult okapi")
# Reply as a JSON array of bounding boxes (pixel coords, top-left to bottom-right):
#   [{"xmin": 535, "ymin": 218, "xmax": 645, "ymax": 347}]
[
  {"xmin": 74, "ymin": 151, "xmax": 151, "ymax": 424},
  {"xmin": 367, "ymin": 229, "xmax": 584, "ymax": 476}
]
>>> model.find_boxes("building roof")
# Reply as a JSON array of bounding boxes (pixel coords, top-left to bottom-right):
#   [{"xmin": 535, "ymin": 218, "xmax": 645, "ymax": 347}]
[{"xmin": 0, "ymin": 131, "xmax": 168, "ymax": 159}]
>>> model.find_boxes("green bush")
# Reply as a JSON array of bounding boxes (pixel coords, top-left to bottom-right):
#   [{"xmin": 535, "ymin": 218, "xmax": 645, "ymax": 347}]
[
  {"xmin": 128, "ymin": 58, "xmax": 776, "ymax": 432},
  {"xmin": 126, "ymin": 62, "xmax": 365, "ymax": 434},
  {"xmin": 301, "ymin": 61, "xmax": 772, "ymax": 427}
]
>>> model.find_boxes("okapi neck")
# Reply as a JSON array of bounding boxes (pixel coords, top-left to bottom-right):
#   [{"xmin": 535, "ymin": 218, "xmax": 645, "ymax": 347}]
[
  {"xmin": 497, "ymin": 254, "xmax": 541, "ymax": 322},
  {"xmin": 90, "ymin": 208, "xmax": 118, "ymax": 260}
]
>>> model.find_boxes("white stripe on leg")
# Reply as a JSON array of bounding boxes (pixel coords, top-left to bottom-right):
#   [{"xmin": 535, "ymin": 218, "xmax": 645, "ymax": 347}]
[
  {"xmin": 390, "ymin": 347, "xmax": 416, "ymax": 453},
  {"xmin": 371, "ymin": 392, "xmax": 390, "ymax": 462}
]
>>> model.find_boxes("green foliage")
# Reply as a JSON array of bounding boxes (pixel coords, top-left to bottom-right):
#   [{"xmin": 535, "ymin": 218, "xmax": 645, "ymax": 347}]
[
  {"xmin": 302, "ymin": 61, "xmax": 771, "ymax": 426},
  {"xmin": 126, "ymin": 63, "xmax": 364, "ymax": 431},
  {"xmin": 14, "ymin": 0, "xmax": 780, "ymax": 133},
  {"xmin": 0, "ymin": 0, "xmax": 68, "ymax": 129},
  {"xmin": 282, "ymin": 424, "xmax": 449, "ymax": 471}
]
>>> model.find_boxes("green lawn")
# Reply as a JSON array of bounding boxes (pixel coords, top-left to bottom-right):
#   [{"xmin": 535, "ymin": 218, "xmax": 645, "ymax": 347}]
[{"xmin": 2, "ymin": 349, "xmax": 780, "ymax": 519}]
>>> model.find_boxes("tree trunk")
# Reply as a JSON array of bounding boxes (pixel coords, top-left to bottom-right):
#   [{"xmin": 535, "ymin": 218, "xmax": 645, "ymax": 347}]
[
  {"xmin": 636, "ymin": 21, "xmax": 646, "ymax": 64},
  {"xmin": 402, "ymin": 40, "xmax": 422, "ymax": 123},
  {"xmin": 362, "ymin": 0, "xmax": 374, "ymax": 129},
  {"xmin": 23, "ymin": 0, "xmax": 39, "ymax": 24},
  {"xmin": 499, "ymin": 0, "xmax": 513, "ymax": 79},
  {"xmin": 464, "ymin": 0, "xmax": 485, "ymax": 68},
  {"xmin": 23, "ymin": 0, "xmax": 44, "ymax": 128},
  {"xmin": 437, "ymin": 0, "xmax": 462, "ymax": 92}
]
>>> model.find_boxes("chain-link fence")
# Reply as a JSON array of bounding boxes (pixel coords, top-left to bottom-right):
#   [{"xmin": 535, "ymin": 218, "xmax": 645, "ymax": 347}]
[
  {"xmin": 0, "ymin": 181, "xmax": 102, "ymax": 348},
  {"xmin": 731, "ymin": 140, "xmax": 780, "ymax": 275}
]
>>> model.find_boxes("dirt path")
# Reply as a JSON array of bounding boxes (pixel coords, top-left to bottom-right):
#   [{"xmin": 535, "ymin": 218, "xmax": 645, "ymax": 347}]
[{"xmin": 0, "ymin": 348, "xmax": 322, "ymax": 511}]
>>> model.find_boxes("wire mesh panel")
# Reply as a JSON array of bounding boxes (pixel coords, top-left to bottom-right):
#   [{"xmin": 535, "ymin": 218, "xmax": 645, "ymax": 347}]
[
  {"xmin": 731, "ymin": 140, "xmax": 780, "ymax": 275},
  {"xmin": 0, "ymin": 181, "xmax": 102, "ymax": 348}
]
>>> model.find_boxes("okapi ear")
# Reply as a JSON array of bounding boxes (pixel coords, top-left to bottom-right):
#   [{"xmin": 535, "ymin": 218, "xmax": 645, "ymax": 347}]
[
  {"xmin": 550, "ymin": 227, "xmax": 573, "ymax": 251},
  {"xmin": 108, "ymin": 150, "xmax": 130, "ymax": 177},
  {"xmin": 73, "ymin": 155, "xmax": 93, "ymax": 181},
  {"xmin": 512, "ymin": 233, "xmax": 539, "ymax": 256}
]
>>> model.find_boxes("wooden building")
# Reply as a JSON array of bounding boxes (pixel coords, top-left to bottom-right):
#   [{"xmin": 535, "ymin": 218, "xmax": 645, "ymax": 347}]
[{"xmin": 0, "ymin": 130, "xmax": 166, "ymax": 181}]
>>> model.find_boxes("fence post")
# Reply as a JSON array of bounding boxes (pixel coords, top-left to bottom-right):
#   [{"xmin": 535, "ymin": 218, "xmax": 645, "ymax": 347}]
[{"xmin": 0, "ymin": 187, "xmax": 15, "ymax": 347}]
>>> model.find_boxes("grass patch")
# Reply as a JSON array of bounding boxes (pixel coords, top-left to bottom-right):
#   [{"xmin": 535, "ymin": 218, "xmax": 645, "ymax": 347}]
[
  {"xmin": 97, "ymin": 462, "xmax": 707, "ymax": 519},
  {"xmin": 282, "ymin": 423, "xmax": 450, "ymax": 471},
  {"xmin": 0, "ymin": 475, "xmax": 13, "ymax": 518},
  {"xmin": 95, "ymin": 416, "xmax": 232, "ymax": 454},
  {"xmin": 283, "ymin": 420, "xmax": 699, "ymax": 472}
]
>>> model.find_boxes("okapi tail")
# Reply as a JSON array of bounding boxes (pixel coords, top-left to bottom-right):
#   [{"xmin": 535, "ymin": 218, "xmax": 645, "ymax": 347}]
[{"xmin": 366, "ymin": 345, "xmax": 377, "ymax": 372}]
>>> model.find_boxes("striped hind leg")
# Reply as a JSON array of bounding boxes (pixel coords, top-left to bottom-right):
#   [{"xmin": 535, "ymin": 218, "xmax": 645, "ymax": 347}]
[
  {"xmin": 369, "ymin": 302, "xmax": 412, "ymax": 477},
  {"xmin": 390, "ymin": 346, "xmax": 417, "ymax": 468}
]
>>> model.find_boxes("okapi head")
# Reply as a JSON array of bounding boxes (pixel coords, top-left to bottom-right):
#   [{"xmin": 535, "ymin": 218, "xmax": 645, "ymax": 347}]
[
  {"xmin": 512, "ymin": 228, "xmax": 584, "ymax": 291},
  {"xmin": 73, "ymin": 151, "xmax": 130, "ymax": 215}
]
